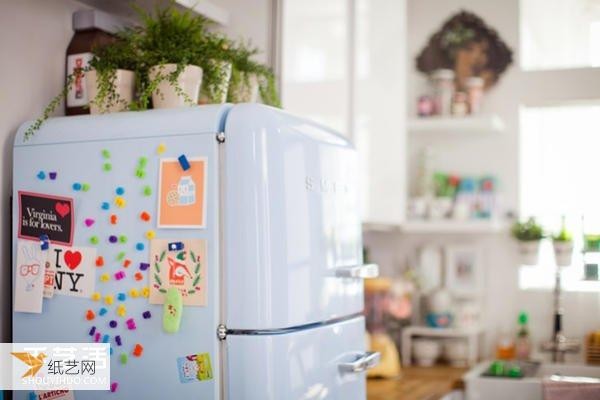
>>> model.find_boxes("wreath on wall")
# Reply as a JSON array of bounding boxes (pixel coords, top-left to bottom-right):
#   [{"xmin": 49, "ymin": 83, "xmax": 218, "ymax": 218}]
[{"xmin": 416, "ymin": 10, "xmax": 513, "ymax": 90}]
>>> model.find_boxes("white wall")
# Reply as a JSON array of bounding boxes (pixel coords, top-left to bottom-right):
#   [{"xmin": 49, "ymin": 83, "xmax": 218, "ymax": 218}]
[{"xmin": 365, "ymin": 0, "xmax": 600, "ymax": 361}]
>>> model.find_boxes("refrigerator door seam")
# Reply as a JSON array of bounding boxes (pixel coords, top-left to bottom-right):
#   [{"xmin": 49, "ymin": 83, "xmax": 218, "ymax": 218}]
[{"xmin": 217, "ymin": 130, "xmax": 228, "ymax": 400}]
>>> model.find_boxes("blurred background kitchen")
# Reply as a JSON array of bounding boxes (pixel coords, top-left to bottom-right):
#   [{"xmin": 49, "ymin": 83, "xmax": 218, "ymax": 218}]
[{"xmin": 2, "ymin": 0, "xmax": 600, "ymax": 399}]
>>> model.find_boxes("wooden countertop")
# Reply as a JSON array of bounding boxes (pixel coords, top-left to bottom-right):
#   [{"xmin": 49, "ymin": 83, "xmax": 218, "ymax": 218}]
[{"xmin": 367, "ymin": 366, "xmax": 466, "ymax": 400}]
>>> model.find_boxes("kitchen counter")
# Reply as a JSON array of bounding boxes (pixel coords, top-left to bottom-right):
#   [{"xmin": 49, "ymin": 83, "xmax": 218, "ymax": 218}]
[{"xmin": 367, "ymin": 366, "xmax": 466, "ymax": 400}]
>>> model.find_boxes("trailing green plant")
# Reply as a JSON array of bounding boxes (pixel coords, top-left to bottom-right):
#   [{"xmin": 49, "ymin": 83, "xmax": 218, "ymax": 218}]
[
  {"xmin": 23, "ymin": 68, "xmax": 88, "ymax": 141},
  {"xmin": 227, "ymin": 40, "xmax": 280, "ymax": 107},
  {"xmin": 553, "ymin": 216, "xmax": 572, "ymax": 242},
  {"xmin": 511, "ymin": 217, "xmax": 545, "ymax": 242},
  {"xmin": 131, "ymin": 3, "xmax": 210, "ymax": 109},
  {"xmin": 88, "ymin": 38, "xmax": 139, "ymax": 113},
  {"xmin": 198, "ymin": 32, "xmax": 235, "ymax": 103}
]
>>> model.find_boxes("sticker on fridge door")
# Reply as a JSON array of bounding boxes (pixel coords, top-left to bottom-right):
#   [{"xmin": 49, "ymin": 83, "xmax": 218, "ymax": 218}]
[
  {"xmin": 50, "ymin": 244, "xmax": 97, "ymax": 298},
  {"xmin": 34, "ymin": 390, "xmax": 75, "ymax": 400},
  {"xmin": 18, "ymin": 191, "xmax": 74, "ymax": 246},
  {"xmin": 149, "ymin": 239, "xmax": 206, "ymax": 306},
  {"xmin": 14, "ymin": 240, "xmax": 46, "ymax": 313},
  {"xmin": 176, "ymin": 353, "xmax": 213, "ymax": 383},
  {"xmin": 157, "ymin": 157, "xmax": 206, "ymax": 228}
]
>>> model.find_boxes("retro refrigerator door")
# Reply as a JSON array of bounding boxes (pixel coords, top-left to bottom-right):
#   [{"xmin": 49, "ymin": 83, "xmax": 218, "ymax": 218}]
[
  {"xmin": 226, "ymin": 316, "xmax": 372, "ymax": 400},
  {"xmin": 224, "ymin": 104, "xmax": 374, "ymax": 331},
  {"xmin": 12, "ymin": 129, "xmax": 220, "ymax": 399}
]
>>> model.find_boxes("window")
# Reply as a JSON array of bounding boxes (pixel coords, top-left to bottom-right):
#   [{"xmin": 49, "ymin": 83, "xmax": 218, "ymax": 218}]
[
  {"xmin": 519, "ymin": 104, "xmax": 600, "ymax": 290},
  {"xmin": 520, "ymin": 0, "xmax": 600, "ymax": 70}
]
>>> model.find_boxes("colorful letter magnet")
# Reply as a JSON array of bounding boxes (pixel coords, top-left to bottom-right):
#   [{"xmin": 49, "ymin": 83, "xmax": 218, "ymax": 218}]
[{"xmin": 163, "ymin": 288, "xmax": 183, "ymax": 333}]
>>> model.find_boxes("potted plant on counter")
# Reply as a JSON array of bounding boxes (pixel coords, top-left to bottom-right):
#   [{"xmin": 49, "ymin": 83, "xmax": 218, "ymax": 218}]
[
  {"xmin": 511, "ymin": 217, "xmax": 544, "ymax": 265},
  {"xmin": 553, "ymin": 216, "xmax": 573, "ymax": 267},
  {"xmin": 134, "ymin": 5, "xmax": 208, "ymax": 109}
]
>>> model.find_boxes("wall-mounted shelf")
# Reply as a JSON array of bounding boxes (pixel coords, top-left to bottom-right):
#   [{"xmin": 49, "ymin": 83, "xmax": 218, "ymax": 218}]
[
  {"xmin": 408, "ymin": 114, "xmax": 505, "ymax": 134},
  {"xmin": 363, "ymin": 219, "xmax": 507, "ymax": 234},
  {"xmin": 77, "ymin": 0, "xmax": 230, "ymax": 26}
]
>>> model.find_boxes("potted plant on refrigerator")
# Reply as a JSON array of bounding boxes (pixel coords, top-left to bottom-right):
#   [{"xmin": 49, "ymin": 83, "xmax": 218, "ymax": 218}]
[
  {"xmin": 134, "ymin": 5, "xmax": 208, "ymax": 109},
  {"xmin": 511, "ymin": 217, "xmax": 544, "ymax": 265},
  {"xmin": 87, "ymin": 38, "xmax": 138, "ymax": 114},
  {"xmin": 228, "ymin": 41, "xmax": 281, "ymax": 106},
  {"xmin": 552, "ymin": 216, "xmax": 573, "ymax": 267},
  {"xmin": 198, "ymin": 32, "xmax": 234, "ymax": 104}
]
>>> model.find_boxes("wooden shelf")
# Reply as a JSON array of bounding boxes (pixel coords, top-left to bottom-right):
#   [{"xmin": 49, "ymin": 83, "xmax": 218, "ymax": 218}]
[
  {"xmin": 77, "ymin": 0, "xmax": 230, "ymax": 26},
  {"xmin": 408, "ymin": 114, "xmax": 505, "ymax": 134},
  {"xmin": 363, "ymin": 220, "xmax": 507, "ymax": 234}
]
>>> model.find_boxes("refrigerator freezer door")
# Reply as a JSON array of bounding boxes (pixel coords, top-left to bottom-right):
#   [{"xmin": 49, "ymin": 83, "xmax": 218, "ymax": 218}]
[
  {"xmin": 226, "ymin": 316, "xmax": 369, "ymax": 400},
  {"xmin": 13, "ymin": 110, "xmax": 224, "ymax": 399},
  {"xmin": 224, "ymin": 104, "xmax": 366, "ymax": 330}
]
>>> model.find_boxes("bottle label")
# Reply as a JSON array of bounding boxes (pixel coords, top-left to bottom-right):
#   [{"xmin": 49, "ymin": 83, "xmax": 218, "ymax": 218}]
[{"xmin": 66, "ymin": 52, "xmax": 92, "ymax": 107}]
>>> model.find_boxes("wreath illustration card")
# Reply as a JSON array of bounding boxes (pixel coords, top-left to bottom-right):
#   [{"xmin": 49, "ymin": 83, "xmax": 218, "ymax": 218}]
[{"xmin": 149, "ymin": 239, "xmax": 207, "ymax": 306}]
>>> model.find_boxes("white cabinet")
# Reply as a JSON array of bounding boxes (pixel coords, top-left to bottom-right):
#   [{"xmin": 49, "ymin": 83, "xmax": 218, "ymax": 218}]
[{"xmin": 280, "ymin": 0, "xmax": 407, "ymax": 226}]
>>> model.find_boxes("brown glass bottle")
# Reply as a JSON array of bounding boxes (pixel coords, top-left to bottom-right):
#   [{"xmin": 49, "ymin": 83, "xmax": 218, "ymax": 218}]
[{"xmin": 65, "ymin": 10, "xmax": 118, "ymax": 115}]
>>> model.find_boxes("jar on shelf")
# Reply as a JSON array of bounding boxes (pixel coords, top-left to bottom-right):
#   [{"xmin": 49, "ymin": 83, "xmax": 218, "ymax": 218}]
[
  {"xmin": 430, "ymin": 69, "xmax": 455, "ymax": 116},
  {"xmin": 417, "ymin": 95, "xmax": 435, "ymax": 117},
  {"xmin": 466, "ymin": 76, "xmax": 485, "ymax": 114},
  {"xmin": 452, "ymin": 91, "xmax": 469, "ymax": 117}
]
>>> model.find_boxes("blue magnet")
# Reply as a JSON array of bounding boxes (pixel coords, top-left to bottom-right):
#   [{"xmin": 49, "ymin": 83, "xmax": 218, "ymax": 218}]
[
  {"xmin": 72, "ymin": 182, "xmax": 82, "ymax": 191},
  {"xmin": 168, "ymin": 242, "xmax": 184, "ymax": 251},
  {"xmin": 116, "ymin": 186, "xmax": 125, "ymax": 195},
  {"xmin": 36, "ymin": 171, "xmax": 46, "ymax": 180},
  {"xmin": 101, "ymin": 201, "xmax": 110, "ymax": 210},
  {"xmin": 177, "ymin": 154, "xmax": 190, "ymax": 171},
  {"xmin": 39, "ymin": 234, "xmax": 50, "ymax": 250}
]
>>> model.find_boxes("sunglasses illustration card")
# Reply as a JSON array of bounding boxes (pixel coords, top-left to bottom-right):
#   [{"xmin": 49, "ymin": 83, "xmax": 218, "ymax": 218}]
[{"xmin": 14, "ymin": 240, "xmax": 46, "ymax": 313}]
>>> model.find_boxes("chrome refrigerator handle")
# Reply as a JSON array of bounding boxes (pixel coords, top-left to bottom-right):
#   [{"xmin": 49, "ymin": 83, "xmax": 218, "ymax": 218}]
[
  {"xmin": 334, "ymin": 264, "xmax": 379, "ymax": 279},
  {"xmin": 338, "ymin": 352, "xmax": 381, "ymax": 373}
]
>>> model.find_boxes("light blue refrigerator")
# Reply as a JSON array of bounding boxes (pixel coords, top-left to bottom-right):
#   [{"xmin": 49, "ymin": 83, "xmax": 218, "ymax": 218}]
[{"xmin": 12, "ymin": 104, "xmax": 379, "ymax": 399}]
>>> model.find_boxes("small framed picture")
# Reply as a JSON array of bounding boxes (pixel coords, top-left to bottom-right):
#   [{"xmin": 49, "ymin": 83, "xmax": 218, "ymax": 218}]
[{"xmin": 444, "ymin": 245, "xmax": 484, "ymax": 298}]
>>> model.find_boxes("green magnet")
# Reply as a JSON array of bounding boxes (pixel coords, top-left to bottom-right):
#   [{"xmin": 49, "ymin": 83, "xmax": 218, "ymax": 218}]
[
  {"xmin": 103, "ymin": 163, "xmax": 112, "ymax": 172},
  {"xmin": 102, "ymin": 149, "xmax": 111, "ymax": 159},
  {"xmin": 138, "ymin": 157, "xmax": 148, "ymax": 168},
  {"xmin": 82, "ymin": 183, "xmax": 91, "ymax": 192},
  {"xmin": 116, "ymin": 251, "xmax": 126, "ymax": 261},
  {"xmin": 120, "ymin": 353, "xmax": 128, "ymax": 365},
  {"xmin": 163, "ymin": 288, "xmax": 183, "ymax": 334},
  {"xmin": 119, "ymin": 235, "xmax": 128, "ymax": 244},
  {"xmin": 89, "ymin": 236, "xmax": 99, "ymax": 245},
  {"xmin": 135, "ymin": 169, "xmax": 146, "ymax": 179},
  {"xmin": 143, "ymin": 186, "xmax": 152, "ymax": 196}
]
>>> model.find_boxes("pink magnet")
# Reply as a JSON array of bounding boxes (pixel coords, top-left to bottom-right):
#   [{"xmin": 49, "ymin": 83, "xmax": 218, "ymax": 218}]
[
  {"xmin": 84, "ymin": 218, "xmax": 95, "ymax": 227},
  {"xmin": 114, "ymin": 271, "xmax": 126, "ymax": 281},
  {"xmin": 110, "ymin": 382, "xmax": 118, "ymax": 393},
  {"xmin": 94, "ymin": 332, "xmax": 101, "ymax": 343},
  {"xmin": 126, "ymin": 318, "xmax": 137, "ymax": 330}
]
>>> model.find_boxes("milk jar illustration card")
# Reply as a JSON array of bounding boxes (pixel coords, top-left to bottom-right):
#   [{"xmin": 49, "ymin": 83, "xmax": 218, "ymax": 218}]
[
  {"xmin": 157, "ymin": 157, "xmax": 206, "ymax": 228},
  {"xmin": 18, "ymin": 191, "xmax": 74, "ymax": 246},
  {"xmin": 14, "ymin": 240, "xmax": 46, "ymax": 313},
  {"xmin": 49, "ymin": 244, "xmax": 96, "ymax": 298},
  {"xmin": 149, "ymin": 239, "xmax": 207, "ymax": 306}
]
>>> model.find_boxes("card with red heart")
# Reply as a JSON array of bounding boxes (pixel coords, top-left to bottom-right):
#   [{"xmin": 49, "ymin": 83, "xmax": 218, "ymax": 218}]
[
  {"xmin": 49, "ymin": 244, "xmax": 96, "ymax": 298},
  {"xmin": 18, "ymin": 191, "xmax": 74, "ymax": 246}
]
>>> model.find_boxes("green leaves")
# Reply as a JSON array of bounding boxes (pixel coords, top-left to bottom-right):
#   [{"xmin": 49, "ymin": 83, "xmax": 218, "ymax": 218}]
[{"xmin": 511, "ymin": 217, "xmax": 545, "ymax": 241}]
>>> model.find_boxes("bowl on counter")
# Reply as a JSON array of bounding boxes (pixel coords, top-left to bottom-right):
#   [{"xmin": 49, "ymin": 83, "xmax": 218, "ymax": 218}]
[
  {"xmin": 413, "ymin": 338, "xmax": 441, "ymax": 366},
  {"xmin": 443, "ymin": 339, "xmax": 468, "ymax": 367}
]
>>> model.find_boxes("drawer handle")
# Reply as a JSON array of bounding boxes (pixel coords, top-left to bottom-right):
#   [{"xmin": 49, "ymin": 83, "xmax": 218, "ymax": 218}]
[
  {"xmin": 339, "ymin": 351, "xmax": 380, "ymax": 373},
  {"xmin": 335, "ymin": 264, "xmax": 379, "ymax": 279}
]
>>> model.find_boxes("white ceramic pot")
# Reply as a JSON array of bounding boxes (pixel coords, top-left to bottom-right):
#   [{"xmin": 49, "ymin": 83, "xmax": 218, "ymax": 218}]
[
  {"xmin": 553, "ymin": 241, "xmax": 573, "ymax": 267},
  {"xmin": 444, "ymin": 339, "xmax": 468, "ymax": 367},
  {"xmin": 228, "ymin": 71, "xmax": 259, "ymax": 103},
  {"xmin": 518, "ymin": 241, "xmax": 541, "ymax": 265},
  {"xmin": 426, "ymin": 287, "xmax": 453, "ymax": 314},
  {"xmin": 86, "ymin": 69, "xmax": 135, "ymax": 114},
  {"xmin": 148, "ymin": 64, "xmax": 203, "ymax": 109},
  {"xmin": 199, "ymin": 60, "xmax": 232, "ymax": 104},
  {"xmin": 413, "ymin": 339, "xmax": 441, "ymax": 367},
  {"xmin": 428, "ymin": 197, "xmax": 453, "ymax": 219}
]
